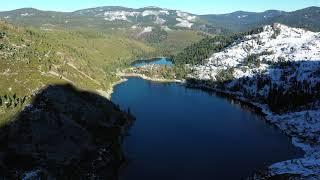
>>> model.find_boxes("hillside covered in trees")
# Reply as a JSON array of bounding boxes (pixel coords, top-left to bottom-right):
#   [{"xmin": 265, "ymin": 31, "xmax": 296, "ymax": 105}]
[{"xmin": 173, "ymin": 27, "xmax": 265, "ymax": 65}]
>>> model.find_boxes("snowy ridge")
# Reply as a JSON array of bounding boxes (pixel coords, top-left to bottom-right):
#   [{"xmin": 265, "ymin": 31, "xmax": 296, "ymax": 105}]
[
  {"xmin": 175, "ymin": 10, "xmax": 197, "ymax": 28},
  {"xmin": 94, "ymin": 8, "xmax": 197, "ymax": 29},
  {"xmin": 101, "ymin": 11, "xmax": 140, "ymax": 22},
  {"xmin": 193, "ymin": 23, "xmax": 320, "ymax": 81},
  {"xmin": 190, "ymin": 24, "xmax": 320, "ymax": 178},
  {"xmin": 98, "ymin": 10, "xmax": 168, "ymax": 22}
]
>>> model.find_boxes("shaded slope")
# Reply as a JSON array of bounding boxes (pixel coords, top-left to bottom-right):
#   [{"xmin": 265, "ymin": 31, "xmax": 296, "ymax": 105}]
[{"xmin": 0, "ymin": 84, "xmax": 134, "ymax": 179}]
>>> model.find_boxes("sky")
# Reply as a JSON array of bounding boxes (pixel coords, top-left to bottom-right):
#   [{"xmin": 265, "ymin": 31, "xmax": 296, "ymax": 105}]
[{"xmin": 1, "ymin": 0, "xmax": 319, "ymax": 14}]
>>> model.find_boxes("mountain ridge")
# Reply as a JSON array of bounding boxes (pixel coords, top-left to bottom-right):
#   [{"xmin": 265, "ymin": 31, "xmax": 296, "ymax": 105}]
[{"xmin": 0, "ymin": 6, "xmax": 319, "ymax": 33}]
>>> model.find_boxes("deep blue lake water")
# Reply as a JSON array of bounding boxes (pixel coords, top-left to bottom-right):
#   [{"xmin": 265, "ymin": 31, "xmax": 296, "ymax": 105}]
[
  {"xmin": 131, "ymin": 57, "xmax": 173, "ymax": 67},
  {"xmin": 111, "ymin": 78, "xmax": 302, "ymax": 180}
]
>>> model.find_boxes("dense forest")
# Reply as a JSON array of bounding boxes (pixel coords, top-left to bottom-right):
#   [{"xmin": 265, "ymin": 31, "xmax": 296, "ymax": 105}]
[{"xmin": 173, "ymin": 27, "xmax": 264, "ymax": 65}]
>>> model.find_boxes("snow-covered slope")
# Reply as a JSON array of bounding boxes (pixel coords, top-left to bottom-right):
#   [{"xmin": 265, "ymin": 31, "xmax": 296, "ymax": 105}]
[
  {"xmin": 189, "ymin": 24, "xmax": 320, "ymax": 178},
  {"xmin": 193, "ymin": 23, "xmax": 320, "ymax": 81},
  {"xmin": 92, "ymin": 8, "xmax": 198, "ymax": 29}
]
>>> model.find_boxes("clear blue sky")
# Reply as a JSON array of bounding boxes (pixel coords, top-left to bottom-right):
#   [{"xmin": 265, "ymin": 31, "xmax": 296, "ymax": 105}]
[{"xmin": 1, "ymin": 0, "xmax": 319, "ymax": 14}]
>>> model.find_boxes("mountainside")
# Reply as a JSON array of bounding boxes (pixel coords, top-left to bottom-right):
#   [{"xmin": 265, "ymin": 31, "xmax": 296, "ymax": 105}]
[
  {"xmin": 1, "ymin": 6, "xmax": 319, "ymax": 34},
  {"xmin": 201, "ymin": 10, "xmax": 284, "ymax": 32},
  {"xmin": 201, "ymin": 6, "xmax": 320, "ymax": 32},
  {"xmin": 0, "ymin": 7, "xmax": 224, "ymax": 34},
  {"xmin": 0, "ymin": 5, "xmax": 319, "ymax": 179},
  {"xmin": 0, "ymin": 20, "xmax": 157, "ymax": 122},
  {"xmin": 187, "ymin": 24, "xmax": 320, "ymax": 178},
  {"xmin": 191, "ymin": 23, "xmax": 320, "ymax": 112}
]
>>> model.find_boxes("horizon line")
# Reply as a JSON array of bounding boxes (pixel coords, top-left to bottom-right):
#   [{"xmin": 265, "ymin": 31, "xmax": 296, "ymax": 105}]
[{"xmin": 0, "ymin": 5, "xmax": 318, "ymax": 15}]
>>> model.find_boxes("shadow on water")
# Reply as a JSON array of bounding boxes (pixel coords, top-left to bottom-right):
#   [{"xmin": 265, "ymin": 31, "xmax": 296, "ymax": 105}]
[{"xmin": 0, "ymin": 84, "xmax": 134, "ymax": 179}]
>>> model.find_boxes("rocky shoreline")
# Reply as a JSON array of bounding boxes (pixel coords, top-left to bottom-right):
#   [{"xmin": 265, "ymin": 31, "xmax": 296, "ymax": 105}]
[
  {"xmin": 185, "ymin": 80, "xmax": 320, "ymax": 179},
  {"xmin": 111, "ymin": 70, "xmax": 320, "ymax": 179},
  {"xmin": 101, "ymin": 72, "xmax": 184, "ymax": 99}
]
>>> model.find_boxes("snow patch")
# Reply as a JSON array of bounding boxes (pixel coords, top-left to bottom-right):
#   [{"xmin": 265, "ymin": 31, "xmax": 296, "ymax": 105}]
[
  {"xmin": 138, "ymin": 26, "xmax": 153, "ymax": 36},
  {"xmin": 102, "ymin": 11, "xmax": 140, "ymax": 22},
  {"xmin": 155, "ymin": 17, "xmax": 166, "ymax": 25},
  {"xmin": 161, "ymin": 26, "xmax": 172, "ymax": 31},
  {"xmin": 142, "ymin": 10, "xmax": 169, "ymax": 16},
  {"xmin": 176, "ymin": 18, "xmax": 194, "ymax": 28},
  {"xmin": 238, "ymin": 15, "xmax": 248, "ymax": 19},
  {"xmin": 176, "ymin": 10, "xmax": 197, "ymax": 21},
  {"xmin": 175, "ymin": 11, "xmax": 197, "ymax": 29},
  {"xmin": 21, "ymin": 13, "xmax": 33, "ymax": 17}
]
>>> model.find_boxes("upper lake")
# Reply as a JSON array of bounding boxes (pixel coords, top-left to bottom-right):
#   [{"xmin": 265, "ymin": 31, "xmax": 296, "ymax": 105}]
[
  {"xmin": 111, "ymin": 77, "xmax": 302, "ymax": 180},
  {"xmin": 131, "ymin": 57, "xmax": 173, "ymax": 67}
]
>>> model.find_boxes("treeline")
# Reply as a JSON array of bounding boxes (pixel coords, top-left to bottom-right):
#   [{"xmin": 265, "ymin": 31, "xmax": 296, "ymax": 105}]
[
  {"xmin": 140, "ymin": 28, "xmax": 168, "ymax": 43},
  {"xmin": 173, "ymin": 27, "xmax": 265, "ymax": 65},
  {"xmin": 0, "ymin": 94, "xmax": 28, "ymax": 109},
  {"xmin": 227, "ymin": 61, "xmax": 320, "ymax": 113},
  {"xmin": 266, "ymin": 82, "xmax": 319, "ymax": 113},
  {"xmin": 172, "ymin": 35, "xmax": 235, "ymax": 65}
]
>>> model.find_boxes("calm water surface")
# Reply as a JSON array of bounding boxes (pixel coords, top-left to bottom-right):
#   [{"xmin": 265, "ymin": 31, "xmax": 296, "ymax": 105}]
[
  {"xmin": 131, "ymin": 57, "xmax": 173, "ymax": 67},
  {"xmin": 111, "ymin": 77, "xmax": 302, "ymax": 180}
]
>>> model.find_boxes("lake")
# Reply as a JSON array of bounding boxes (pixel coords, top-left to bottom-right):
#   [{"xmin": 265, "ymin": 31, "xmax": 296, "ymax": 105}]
[
  {"xmin": 131, "ymin": 57, "xmax": 173, "ymax": 67},
  {"xmin": 111, "ymin": 77, "xmax": 302, "ymax": 180}
]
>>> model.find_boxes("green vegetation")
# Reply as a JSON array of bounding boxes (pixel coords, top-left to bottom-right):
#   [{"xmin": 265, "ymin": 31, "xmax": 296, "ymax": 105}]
[
  {"xmin": 0, "ymin": 20, "xmax": 205, "ymax": 123},
  {"xmin": 141, "ymin": 30, "xmax": 206, "ymax": 58},
  {"xmin": 216, "ymin": 68, "xmax": 235, "ymax": 82},
  {"xmin": 172, "ymin": 25, "xmax": 275, "ymax": 67},
  {"xmin": 0, "ymin": 21, "xmax": 155, "ymax": 122},
  {"xmin": 172, "ymin": 34, "xmax": 242, "ymax": 65},
  {"xmin": 140, "ymin": 27, "xmax": 168, "ymax": 43},
  {"xmin": 271, "ymin": 27, "xmax": 281, "ymax": 39},
  {"xmin": 200, "ymin": 7, "xmax": 320, "ymax": 32},
  {"xmin": 125, "ymin": 64, "xmax": 191, "ymax": 80}
]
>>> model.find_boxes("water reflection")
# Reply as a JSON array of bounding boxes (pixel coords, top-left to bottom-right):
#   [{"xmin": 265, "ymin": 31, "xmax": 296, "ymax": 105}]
[{"xmin": 112, "ymin": 78, "xmax": 303, "ymax": 180}]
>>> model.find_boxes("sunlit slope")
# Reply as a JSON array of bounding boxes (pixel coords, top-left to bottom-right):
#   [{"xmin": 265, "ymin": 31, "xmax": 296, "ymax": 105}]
[{"xmin": 0, "ymin": 21, "xmax": 154, "ymax": 122}]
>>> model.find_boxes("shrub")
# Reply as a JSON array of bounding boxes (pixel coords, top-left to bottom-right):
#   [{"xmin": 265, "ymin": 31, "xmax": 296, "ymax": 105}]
[
  {"xmin": 271, "ymin": 28, "xmax": 281, "ymax": 39},
  {"xmin": 216, "ymin": 68, "xmax": 234, "ymax": 82}
]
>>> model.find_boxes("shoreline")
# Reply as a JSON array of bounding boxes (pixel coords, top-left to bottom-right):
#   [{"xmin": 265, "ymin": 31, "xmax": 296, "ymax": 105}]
[
  {"xmin": 97, "ymin": 78, "xmax": 128, "ymax": 100},
  {"xmin": 117, "ymin": 72, "xmax": 184, "ymax": 83},
  {"xmin": 185, "ymin": 81, "xmax": 320, "ymax": 178},
  {"xmin": 109, "ymin": 72, "xmax": 319, "ymax": 178}
]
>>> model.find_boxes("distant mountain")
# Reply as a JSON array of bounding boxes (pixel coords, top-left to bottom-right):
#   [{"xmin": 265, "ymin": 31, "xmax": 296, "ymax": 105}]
[
  {"xmin": 201, "ymin": 6, "xmax": 320, "ymax": 32},
  {"xmin": 274, "ymin": 6, "xmax": 320, "ymax": 32},
  {"xmin": 0, "ymin": 6, "xmax": 318, "ymax": 33},
  {"xmin": 0, "ymin": 6, "xmax": 225, "ymax": 34},
  {"xmin": 201, "ymin": 10, "xmax": 285, "ymax": 32}
]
